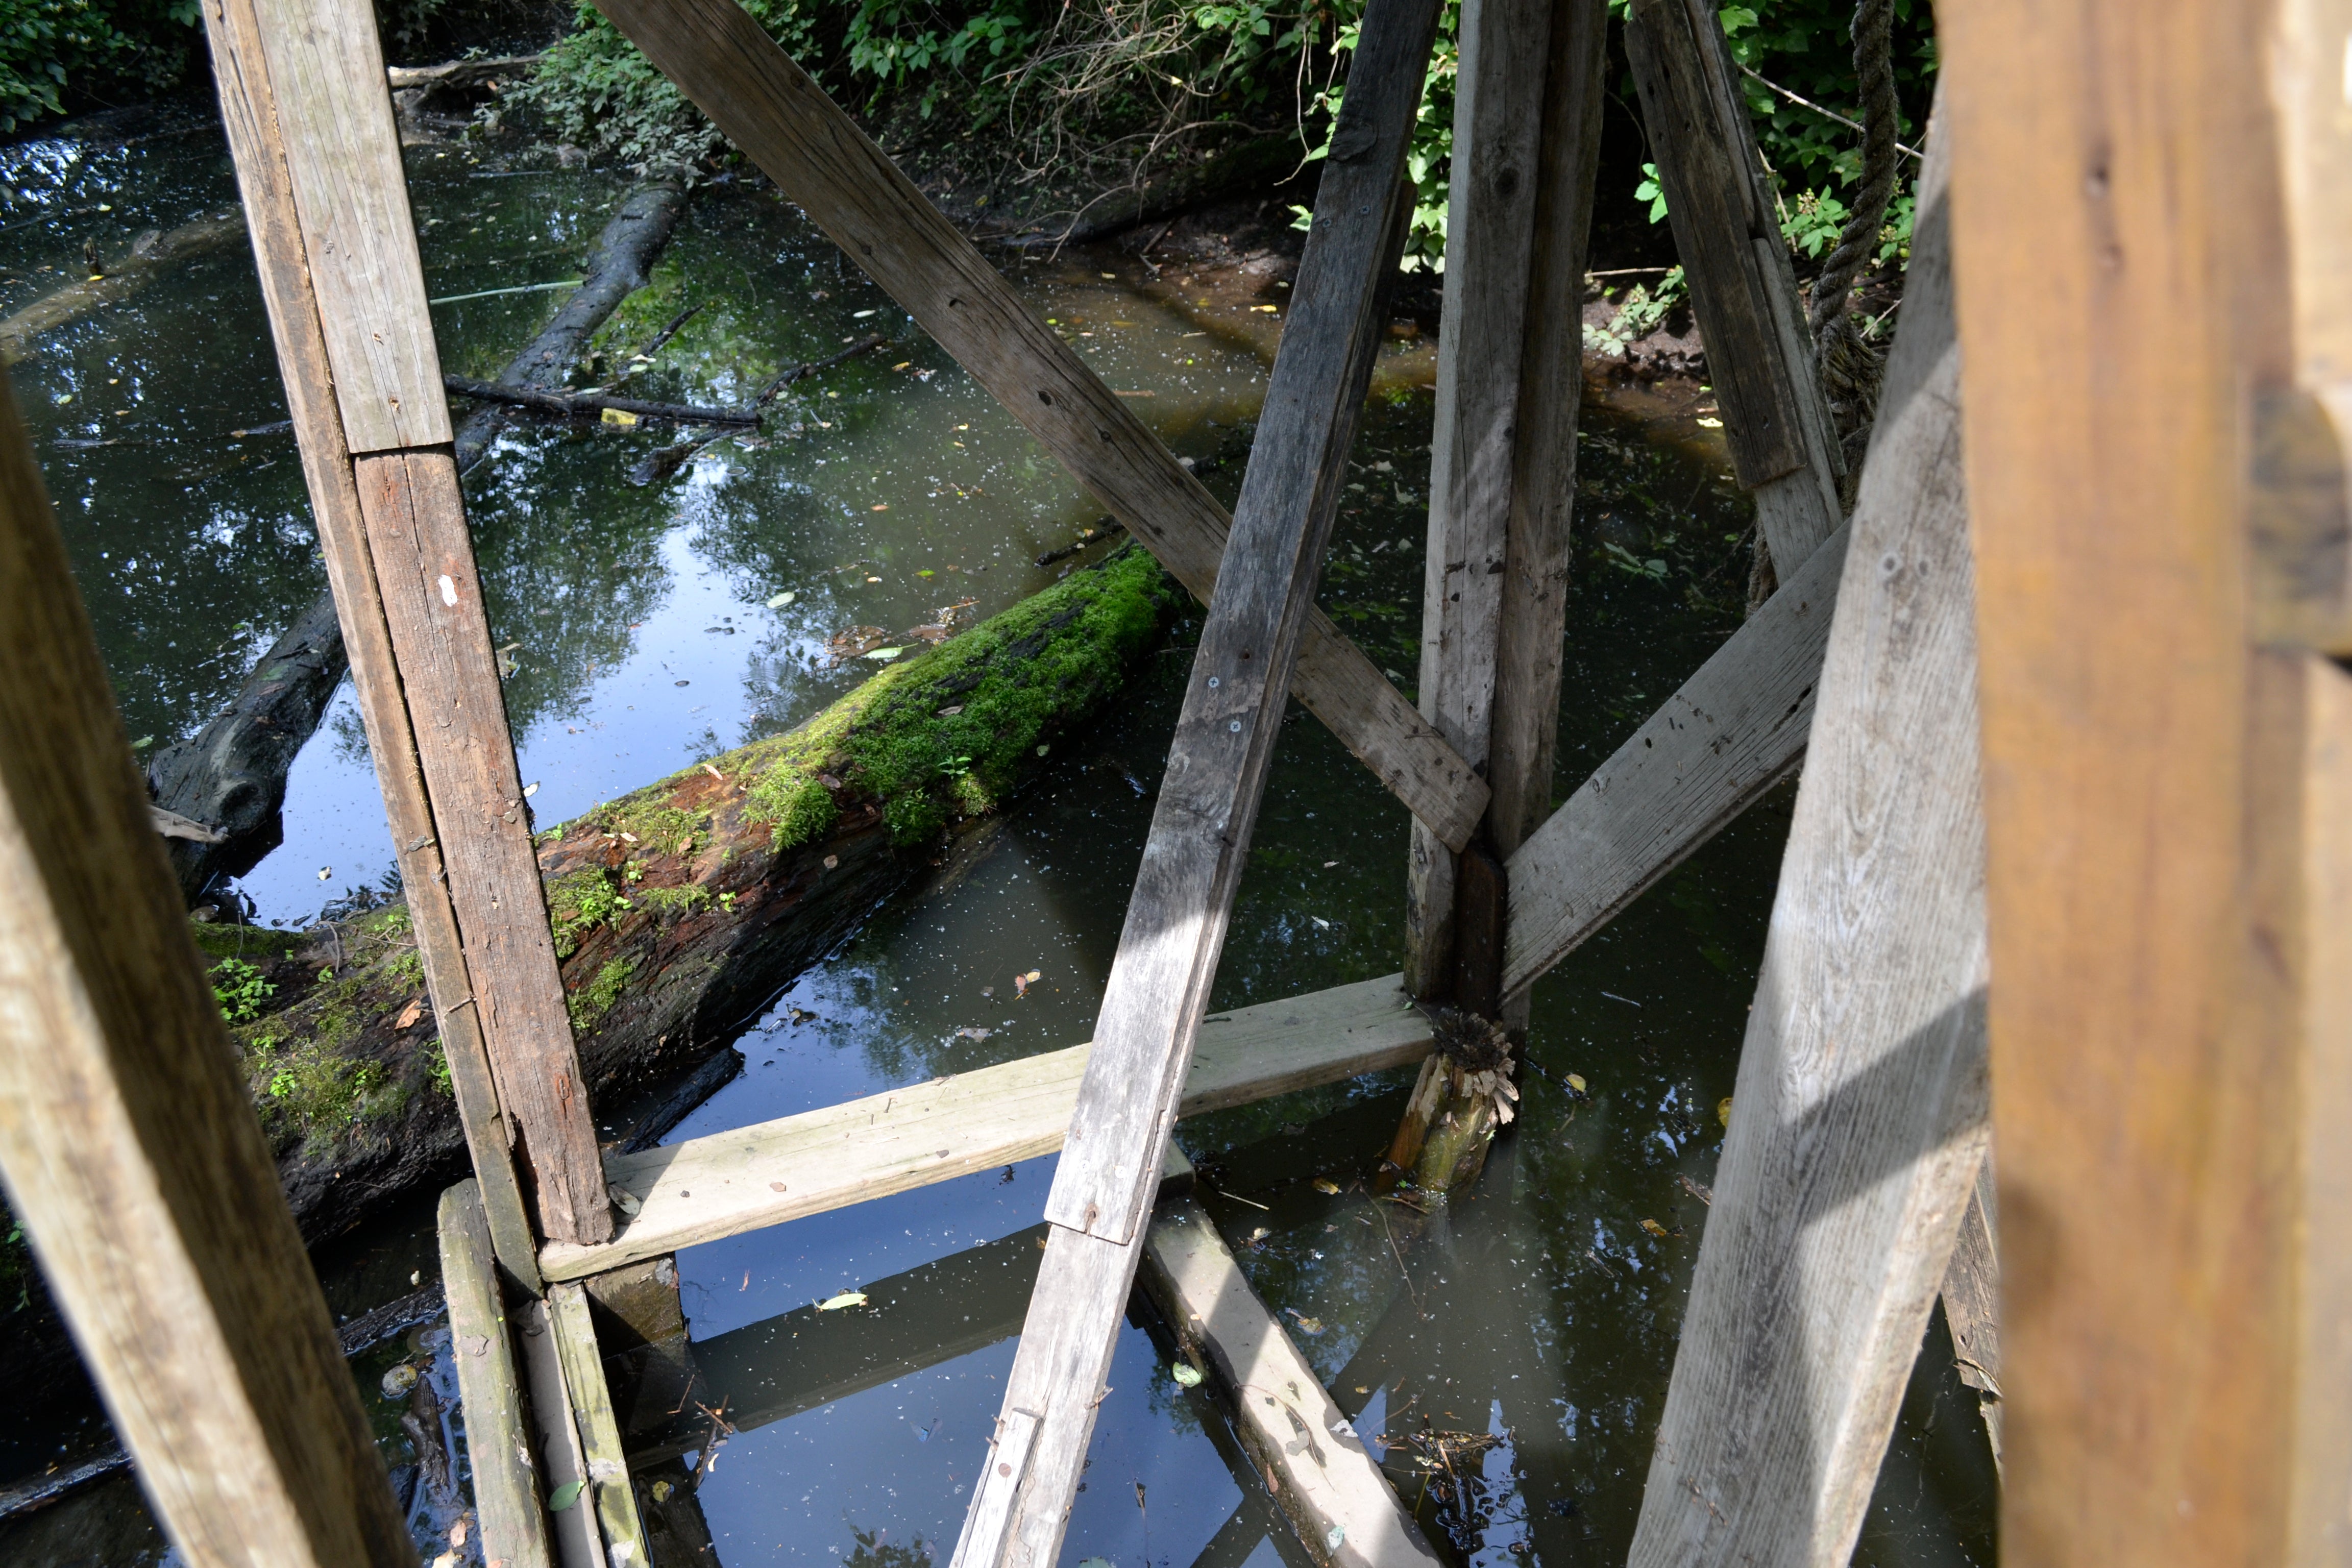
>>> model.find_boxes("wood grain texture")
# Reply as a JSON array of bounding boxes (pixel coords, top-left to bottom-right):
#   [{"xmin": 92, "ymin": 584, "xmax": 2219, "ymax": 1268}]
[
  {"xmin": 587, "ymin": 0, "xmax": 1485, "ymax": 850},
  {"xmin": 955, "ymin": 14, "xmax": 1437, "ymax": 1563},
  {"xmin": 1500, "ymin": 518, "xmax": 1842, "ymax": 997},
  {"xmin": 542, "ymin": 975, "xmax": 1430, "ymax": 1280},
  {"xmin": 203, "ymin": 0, "xmax": 543, "ymax": 1282},
  {"xmin": 1623, "ymin": 0, "xmax": 1840, "ymax": 565},
  {"xmin": 355, "ymin": 448, "xmax": 611, "ymax": 1247},
  {"xmin": 549, "ymin": 1282, "xmax": 652, "ymax": 1566},
  {"xmin": 518, "ymin": 1296, "xmax": 605, "ymax": 1568},
  {"xmin": 1940, "ymin": 1155, "xmax": 2002, "ymax": 1474},
  {"xmin": 438, "ymin": 1181, "xmax": 553, "ymax": 1568},
  {"xmin": 1485, "ymin": 0, "xmax": 1610, "ymax": 862},
  {"xmin": 1403, "ymin": 0, "xmax": 1570, "ymax": 993},
  {"xmin": 0, "ymin": 377, "xmax": 411, "ymax": 1567},
  {"xmin": 242, "ymin": 0, "xmax": 448, "ymax": 452},
  {"xmin": 1941, "ymin": 0, "xmax": 2340, "ymax": 1555},
  {"xmin": 1140, "ymin": 1195, "xmax": 1441, "ymax": 1568},
  {"xmin": 1627, "ymin": 125, "xmax": 1986, "ymax": 1564}
]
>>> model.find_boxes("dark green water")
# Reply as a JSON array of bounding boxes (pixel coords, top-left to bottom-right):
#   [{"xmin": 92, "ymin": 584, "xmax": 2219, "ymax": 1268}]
[{"xmin": 0, "ymin": 112, "xmax": 1993, "ymax": 1568}]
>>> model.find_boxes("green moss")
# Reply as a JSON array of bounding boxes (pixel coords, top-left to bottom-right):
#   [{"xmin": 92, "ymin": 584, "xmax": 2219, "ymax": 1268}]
[
  {"xmin": 548, "ymin": 866, "xmax": 631, "ymax": 960},
  {"xmin": 587, "ymin": 800, "xmax": 709, "ymax": 856},
  {"xmin": 638, "ymin": 884, "xmax": 714, "ymax": 921},
  {"xmin": 243, "ymin": 1028, "xmax": 391, "ymax": 1136},
  {"xmin": 568, "ymin": 957, "xmax": 637, "ymax": 1035},
  {"xmin": 744, "ymin": 761, "xmax": 840, "ymax": 848},
  {"xmin": 187, "ymin": 922, "xmax": 306, "ymax": 963},
  {"xmin": 742, "ymin": 543, "xmax": 1180, "ymax": 848}
]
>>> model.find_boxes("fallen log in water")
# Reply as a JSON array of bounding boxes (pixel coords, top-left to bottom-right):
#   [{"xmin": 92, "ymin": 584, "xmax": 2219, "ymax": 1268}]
[
  {"xmin": 0, "ymin": 211, "xmax": 247, "ymax": 364},
  {"xmin": 206, "ymin": 542, "xmax": 1181, "ymax": 1247}
]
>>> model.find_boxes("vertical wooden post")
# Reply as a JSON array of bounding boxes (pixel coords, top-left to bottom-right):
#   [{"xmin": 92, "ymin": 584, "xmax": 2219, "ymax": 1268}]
[
  {"xmin": 1942, "ymin": 0, "xmax": 2352, "ymax": 1557},
  {"xmin": 1624, "ymin": 116, "xmax": 1986, "ymax": 1568},
  {"xmin": 201, "ymin": 0, "xmax": 608, "ymax": 1253},
  {"xmin": 1405, "ymin": 0, "xmax": 1610, "ymax": 1003},
  {"xmin": 1623, "ymin": 0, "xmax": 1843, "ymax": 575},
  {"xmin": 0, "ymin": 378, "xmax": 412, "ymax": 1567}
]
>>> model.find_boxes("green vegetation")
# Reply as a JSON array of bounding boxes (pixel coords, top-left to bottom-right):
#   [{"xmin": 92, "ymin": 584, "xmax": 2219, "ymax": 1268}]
[
  {"xmin": 209, "ymin": 954, "xmax": 277, "ymax": 1023},
  {"xmin": 566, "ymin": 955, "xmax": 636, "ymax": 1032}
]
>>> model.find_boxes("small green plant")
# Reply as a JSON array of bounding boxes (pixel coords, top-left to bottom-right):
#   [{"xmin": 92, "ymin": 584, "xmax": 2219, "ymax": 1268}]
[
  {"xmin": 211, "ymin": 957, "xmax": 277, "ymax": 1024},
  {"xmin": 1635, "ymin": 161, "xmax": 1668, "ymax": 224}
]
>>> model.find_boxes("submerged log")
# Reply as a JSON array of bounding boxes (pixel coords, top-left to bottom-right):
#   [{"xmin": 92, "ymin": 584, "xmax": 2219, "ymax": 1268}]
[
  {"xmin": 145, "ymin": 590, "xmax": 347, "ymax": 904},
  {"xmin": 0, "ymin": 211, "xmax": 247, "ymax": 364},
  {"xmin": 201, "ymin": 543, "xmax": 1182, "ymax": 1247}
]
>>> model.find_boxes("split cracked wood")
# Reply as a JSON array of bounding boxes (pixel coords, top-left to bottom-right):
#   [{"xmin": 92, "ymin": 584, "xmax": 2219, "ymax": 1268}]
[
  {"xmin": 439, "ymin": 1181, "xmax": 553, "ymax": 1568},
  {"xmin": 952, "ymin": 5, "xmax": 1439, "ymax": 1561},
  {"xmin": 205, "ymin": 0, "xmax": 608, "ymax": 1252},
  {"xmin": 0, "ymin": 374, "xmax": 411, "ymax": 1565},
  {"xmin": 1624, "ymin": 0, "xmax": 1842, "ymax": 570},
  {"xmin": 1626, "ymin": 114, "xmax": 1991, "ymax": 1568},
  {"xmin": 1141, "ymin": 1193, "xmax": 1441, "ymax": 1568},
  {"xmin": 585, "ymin": 0, "xmax": 1485, "ymax": 852},
  {"xmin": 541, "ymin": 973, "xmax": 1434, "ymax": 1281}
]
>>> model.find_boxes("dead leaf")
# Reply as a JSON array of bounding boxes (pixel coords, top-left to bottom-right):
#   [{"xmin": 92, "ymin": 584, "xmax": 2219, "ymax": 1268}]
[
  {"xmin": 395, "ymin": 997, "xmax": 425, "ymax": 1030},
  {"xmin": 827, "ymin": 624, "xmax": 891, "ymax": 660},
  {"xmin": 1312, "ymin": 1178, "xmax": 1341, "ymax": 1195},
  {"xmin": 1013, "ymin": 969, "xmax": 1043, "ymax": 997},
  {"xmin": 1639, "ymin": 1218, "xmax": 1669, "ymax": 1238},
  {"xmin": 817, "ymin": 1290, "xmax": 868, "ymax": 1311}
]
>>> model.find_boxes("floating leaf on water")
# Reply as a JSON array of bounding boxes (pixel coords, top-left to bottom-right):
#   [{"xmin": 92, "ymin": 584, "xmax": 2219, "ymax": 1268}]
[
  {"xmin": 1170, "ymin": 1363, "xmax": 1204, "ymax": 1388},
  {"xmin": 817, "ymin": 1290, "xmax": 868, "ymax": 1311},
  {"xmin": 380, "ymin": 1363, "xmax": 419, "ymax": 1400},
  {"xmin": 1717, "ymin": 1096, "xmax": 1734, "ymax": 1129},
  {"xmin": 853, "ymin": 308, "xmax": 878, "ymax": 318},
  {"xmin": 651, "ymin": 1480, "xmax": 674, "ymax": 1502},
  {"xmin": 767, "ymin": 590, "xmax": 796, "ymax": 608},
  {"xmin": 1696, "ymin": 416, "xmax": 1724, "ymax": 428},
  {"xmin": 954, "ymin": 1026, "xmax": 994, "ymax": 1041},
  {"xmin": 548, "ymin": 1480, "xmax": 585, "ymax": 1512},
  {"xmin": 862, "ymin": 646, "xmax": 906, "ymax": 660},
  {"xmin": 601, "ymin": 407, "xmax": 638, "ymax": 427},
  {"xmin": 1014, "ymin": 969, "xmax": 1043, "ymax": 997},
  {"xmin": 1289, "ymin": 1313, "xmax": 1326, "ymax": 1336},
  {"xmin": 1312, "ymin": 1178, "xmax": 1342, "ymax": 1195},
  {"xmin": 1639, "ymin": 1218, "xmax": 1669, "ymax": 1238},
  {"xmin": 1566, "ymin": 1072, "xmax": 1587, "ymax": 1094}
]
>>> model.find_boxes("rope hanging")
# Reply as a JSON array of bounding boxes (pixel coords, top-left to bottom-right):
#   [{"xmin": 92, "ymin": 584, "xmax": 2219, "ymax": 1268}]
[{"xmin": 1807, "ymin": 0, "xmax": 1899, "ymax": 347}]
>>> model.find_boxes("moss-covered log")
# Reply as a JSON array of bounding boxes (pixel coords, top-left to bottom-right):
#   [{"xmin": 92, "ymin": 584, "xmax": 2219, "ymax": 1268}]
[{"xmin": 205, "ymin": 542, "xmax": 1182, "ymax": 1246}]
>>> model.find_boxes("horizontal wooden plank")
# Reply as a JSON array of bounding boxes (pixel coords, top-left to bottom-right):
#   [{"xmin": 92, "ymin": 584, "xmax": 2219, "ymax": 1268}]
[
  {"xmin": 586, "ymin": 0, "xmax": 1487, "ymax": 851},
  {"xmin": 1141, "ymin": 1193, "xmax": 1441, "ymax": 1568},
  {"xmin": 1500, "ymin": 519, "xmax": 1847, "ymax": 996},
  {"xmin": 541, "ymin": 975, "xmax": 1430, "ymax": 1280}
]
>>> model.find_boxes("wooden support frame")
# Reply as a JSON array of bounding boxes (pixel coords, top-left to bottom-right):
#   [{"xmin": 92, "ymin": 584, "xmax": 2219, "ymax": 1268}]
[
  {"xmin": 1625, "ymin": 117, "xmax": 1987, "ymax": 1567},
  {"xmin": 0, "ymin": 377, "xmax": 412, "ymax": 1565},
  {"xmin": 1623, "ymin": 0, "xmax": 1843, "ymax": 572},
  {"xmin": 203, "ymin": 0, "xmax": 608, "ymax": 1253},
  {"xmin": 543, "ymin": 973, "xmax": 1432, "ymax": 1280},
  {"xmin": 582, "ymin": 0, "xmax": 1484, "ymax": 852},
  {"xmin": 1405, "ymin": 0, "xmax": 1609, "ymax": 1001},
  {"xmin": 1941, "ymin": 0, "xmax": 2352, "ymax": 1557},
  {"xmin": 952, "ymin": 6, "xmax": 1439, "ymax": 1559},
  {"xmin": 441, "ymin": 1181, "xmax": 556, "ymax": 1568}
]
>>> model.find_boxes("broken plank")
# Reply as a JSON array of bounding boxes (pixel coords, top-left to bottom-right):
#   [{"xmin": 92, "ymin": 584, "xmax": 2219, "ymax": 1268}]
[
  {"xmin": 0, "ymin": 376, "xmax": 412, "ymax": 1567},
  {"xmin": 961, "ymin": 7, "xmax": 1439, "ymax": 1560},
  {"xmin": 1626, "ymin": 120, "xmax": 1987, "ymax": 1567},
  {"xmin": 439, "ymin": 1181, "xmax": 553, "ymax": 1568},
  {"xmin": 585, "ymin": 0, "xmax": 1485, "ymax": 851},
  {"xmin": 1140, "ymin": 1193, "xmax": 1441, "ymax": 1568},
  {"xmin": 1500, "ymin": 518, "xmax": 1843, "ymax": 997},
  {"xmin": 1623, "ymin": 0, "xmax": 1840, "ymax": 568},
  {"xmin": 518, "ymin": 1295, "xmax": 604, "ymax": 1568},
  {"xmin": 1940, "ymin": 1154, "xmax": 2002, "ymax": 1475},
  {"xmin": 541, "ymin": 974, "xmax": 1432, "ymax": 1282},
  {"xmin": 548, "ymin": 1282, "xmax": 652, "ymax": 1566}
]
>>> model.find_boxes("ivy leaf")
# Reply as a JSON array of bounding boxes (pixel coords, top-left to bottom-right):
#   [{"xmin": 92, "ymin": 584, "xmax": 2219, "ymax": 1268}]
[{"xmin": 549, "ymin": 1480, "xmax": 586, "ymax": 1512}]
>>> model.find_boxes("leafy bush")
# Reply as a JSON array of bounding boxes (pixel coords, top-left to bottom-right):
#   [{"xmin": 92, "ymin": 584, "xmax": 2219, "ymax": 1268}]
[{"xmin": 0, "ymin": 0, "xmax": 200, "ymax": 132}]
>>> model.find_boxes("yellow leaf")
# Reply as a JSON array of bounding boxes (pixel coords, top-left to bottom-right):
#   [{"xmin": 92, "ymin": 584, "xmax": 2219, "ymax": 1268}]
[
  {"xmin": 1639, "ymin": 1218, "xmax": 1668, "ymax": 1238},
  {"xmin": 1312, "ymin": 1178, "xmax": 1341, "ymax": 1195},
  {"xmin": 817, "ymin": 1290, "xmax": 868, "ymax": 1311},
  {"xmin": 601, "ymin": 407, "xmax": 638, "ymax": 427},
  {"xmin": 1566, "ymin": 1072, "xmax": 1587, "ymax": 1094},
  {"xmin": 1717, "ymin": 1096, "xmax": 1734, "ymax": 1129},
  {"xmin": 1696, "ymin": 416, "xmax": 1724, "ymax": 428}
]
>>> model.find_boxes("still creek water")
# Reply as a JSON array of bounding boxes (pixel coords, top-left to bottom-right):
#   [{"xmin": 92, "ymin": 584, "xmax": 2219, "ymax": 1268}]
[{"xmin": 0, "ymin": 109, "xmax": 1995, "ymax": 1567}]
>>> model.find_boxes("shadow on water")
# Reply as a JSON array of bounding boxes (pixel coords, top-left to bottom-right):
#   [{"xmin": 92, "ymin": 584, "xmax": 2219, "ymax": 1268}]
[{"xmin": 0, "ymin": 115, "xmax": 1992, "ymax": 1568}]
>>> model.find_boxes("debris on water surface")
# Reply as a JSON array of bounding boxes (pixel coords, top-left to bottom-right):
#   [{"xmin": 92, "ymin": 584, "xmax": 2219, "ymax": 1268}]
[
  {"xmin": 1566, "ymin": 1072, "xmax": 1587, "ymax": 1095},
  {"xmin": 380, "ymin": 1363, "xmax": 419, "ymax": 1400},
  {"xmin": 1170, "ymin": 1363, "xmax": 1203, "ymax": 1388},
  {"xmin": 1718, "ymin": 1096, "xmax": 1734, "ymax": 1128},
  {"xmin": 767, "ymin": 590, "xmax": 796, "ymax": 607},
  {"xmin": 817, "ymin": 1290, "xmax": 868, "ymax": 1311},
  {"xmin": 1285, "ymin": 1309, "xmax": 1326, "ymax": 1336},
  {"xmin": 954, "ymin": 1026, "xmax": 994, "ymax": 1041},
  {"xmin": 1312, "ymin": 1178, "xmax": 1342, "ymax": 1195},
  {"xmin": 1639, "ymin": 1218, "xmax": 1669, "ymax": 1238},
  {"xmin": 1014, "ymin": 970, "xmax": 1042, "ymax": 997}
]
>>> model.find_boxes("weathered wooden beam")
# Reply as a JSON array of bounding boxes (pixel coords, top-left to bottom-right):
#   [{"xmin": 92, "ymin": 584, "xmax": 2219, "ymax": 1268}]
[
  {"xmin": 1939, "ymin": 1154, "xmax": 2002, "ymax": 1475},
  {"xmin": 518, "ymin": 1293, "xmax": 605, "ymax": 1568},
  {"xmin": 1404, "ymin": 0, "xmax": 1571, "ymax": 996},
  {"xmin": 0, "ymin": 377, "xmax": 411, "ymax": 1566},
  {"xmin": 954, "ymin": 11, "xmax": 1438, "ymax": 1563},
  {"xmin": 549, "ymin": 1282, "xmax": 652, "ymax": 1565},
  {"xmin": 583, "ymin": 0, "xmax": 1485, "ymax": 853},
  {"xmin": 1623, "ymin": 0, "xmax": 1842, "ymax": 572},
  {"xmin": 203, "ymin": 0, "xmax": 607, "ymax": 1252},
  {"xmin": 1485, "ymin": 0, "xmax": 1611, "ymax": 866},
  {"xmin": 1626, "ymin": 119, "xmax": 1987, "ymax": 1567},
  {"xmin": 1140, "ymin": 1194, "xmax": 1441, "ymax": 1568},
  {"xmin": 439, "ymin": 1181, "xmax": 555, "ymax": 1568},
  {"xmin": 543, "ymin": 974, "xmax": 1431, "ymax": 1282},
  {"xmin": 1943, "ymin": 0, "xmax": 2352, "ymax": 1557},
  {"xmin": 1499, "ymin": 518, "xmax": 1841, "ymax": 998}
]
